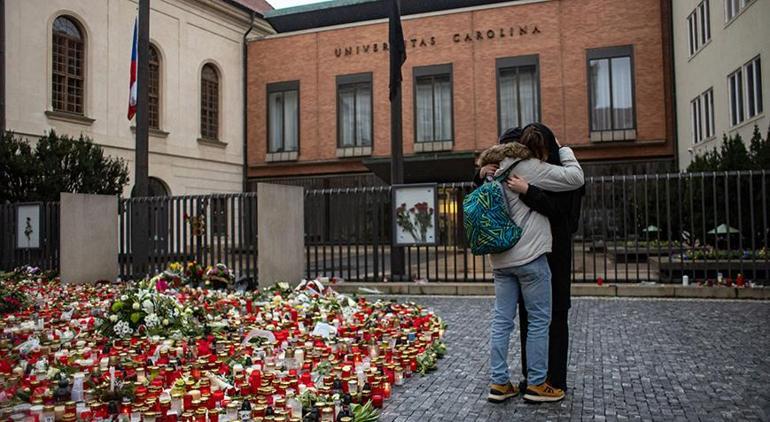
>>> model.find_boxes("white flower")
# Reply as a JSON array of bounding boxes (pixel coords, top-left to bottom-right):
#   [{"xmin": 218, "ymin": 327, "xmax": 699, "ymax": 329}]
[
  {"xmin": 145, "ymin": 313, "xmax": 160, "ymax": 328},
  {"xmin": 132, "ymin": 302, "xmax": 140, "ymax": 310},
  {"xmin": 142, "ymin": 299, "xmax": 154, "ymax": 314},
  {"xmin": 120, "ymin": 295, "xmax": 128, "ymax": 301},
  {"xmin": 162, "ymin": 319, "xmax": 170, "ymax": 326},
  {"xmin": 114, "ymin": 321, "xmax": 132, "ymax": 337},
  {"xmin": 109, "ymin": 315, "xmax": 118, "ymax": 322}
]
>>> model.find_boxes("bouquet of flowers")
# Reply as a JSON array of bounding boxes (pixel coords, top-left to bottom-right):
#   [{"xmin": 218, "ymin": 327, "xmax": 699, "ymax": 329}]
[
  {"xmin": 0, "ymin": 284, "xmax": 27, "ymax": 314},
  {"xmin": 184, "ymin": 261, "xmax": 206, "ymax": 287},
  {"xmin": 97, "ymin": 280, "xmax": 202, "ymax": 338},
  {"xmin": 204, "ymin": 263, "xmax": 235, "ymax": 290},
  {"xmin": 395, "ymin": 202, "xmax": 434, "ymax": 243}
]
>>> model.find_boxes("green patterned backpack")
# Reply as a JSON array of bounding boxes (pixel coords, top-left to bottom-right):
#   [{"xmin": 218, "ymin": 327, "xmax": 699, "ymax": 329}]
[{"xmin": 463, "ymin": 162, "xmax": 523, "ymax": 255}]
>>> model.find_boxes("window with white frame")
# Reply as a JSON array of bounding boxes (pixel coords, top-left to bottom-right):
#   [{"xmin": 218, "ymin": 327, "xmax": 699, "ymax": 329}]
[
  {"xmin": 688, "ymin": 0, "xmax": 711, "ymax": 56},
  {"xmin": 725, "ymin": 0, "xmax": 753, "ymax": 22},
  {"xmin": 728, "ymin": 56, "xmax": 763, "ymax": 127},
  {"xmin": 745, "ymin": 56, "xmax": 763, "ymax": 119},
  {"xmin": 703, "ymin": 88, "xmax": 715, "ymax": 139},
  {"xmin": 691, "ymin": 88, "xmax": 715, "ymax": 144}
]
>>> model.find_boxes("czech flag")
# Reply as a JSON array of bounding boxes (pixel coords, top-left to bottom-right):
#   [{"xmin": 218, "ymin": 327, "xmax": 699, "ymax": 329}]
[{"xmin": 127, "ymin": 17, "xmax": 138, "ymax": 120}]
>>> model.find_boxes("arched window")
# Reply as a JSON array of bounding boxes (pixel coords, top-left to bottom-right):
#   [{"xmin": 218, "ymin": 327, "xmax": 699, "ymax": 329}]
[
  {"xmin": 200, "ymin": 64, "xmax": 219, "ymax": 140},
  {"xmin": 52, "ymin": 16, "xmax": 85, "ymax": 114},
  {"xmin": 149, "ymin": 44, "xmax": 161, "ymax": 129}
]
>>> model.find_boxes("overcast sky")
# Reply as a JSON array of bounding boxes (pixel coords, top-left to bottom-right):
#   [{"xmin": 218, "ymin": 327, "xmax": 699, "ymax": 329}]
[{"xmin": 268, "ymin": 0, "xmax": 329, "ymax": 9}]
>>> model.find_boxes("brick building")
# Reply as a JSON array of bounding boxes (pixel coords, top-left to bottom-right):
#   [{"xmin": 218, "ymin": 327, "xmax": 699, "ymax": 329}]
[{"xmin": 246, "ymin": 0, "xmax": 675, "ymax": 188}]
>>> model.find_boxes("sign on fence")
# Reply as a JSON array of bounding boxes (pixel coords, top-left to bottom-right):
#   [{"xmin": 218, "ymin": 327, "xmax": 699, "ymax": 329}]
[
  {"xmin": 16, "ymin": 204, "xmax": 41, "ymax": 249},
  {"xmin": 392, "ymin": 184, "xmax": 439, "ymax": 246}
]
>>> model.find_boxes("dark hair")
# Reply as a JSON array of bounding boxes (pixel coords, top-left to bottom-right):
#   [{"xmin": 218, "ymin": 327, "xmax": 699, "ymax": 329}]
[
  {"xmin": 519, "ymin": 125, "xmax": 550, "ymax": 161},
  {"xmin": 498, "ymin": 127, "xmax": 523, "ymax": 144}
]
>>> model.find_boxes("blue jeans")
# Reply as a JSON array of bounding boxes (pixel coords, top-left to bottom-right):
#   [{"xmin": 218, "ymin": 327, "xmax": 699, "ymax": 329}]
[{"xmin": 490, "ymin": 255, "xmax": 552, "ymax": 386}]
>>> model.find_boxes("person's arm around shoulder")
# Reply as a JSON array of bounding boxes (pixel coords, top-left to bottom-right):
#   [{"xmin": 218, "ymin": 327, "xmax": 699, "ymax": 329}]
[{"xmin": 528, "ymin": 146, "xmax": 584, "ymax": 192}]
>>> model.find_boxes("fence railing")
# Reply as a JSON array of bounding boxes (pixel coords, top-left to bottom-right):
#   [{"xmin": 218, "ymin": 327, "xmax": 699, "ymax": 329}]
[
  {"xmin": 304, "ymin": 170, "xmax": 770, "ymax": 284},
  {"xmin": 117, "ymin": 194, "xmax": 258, "ymax": 280},
  {"xmin": 3, "ymin": 170, "xmax": 768, "ymax": 285},
  {"xmin": 0, "ymin": 202, "xmax": 60, "ymax": 272}
]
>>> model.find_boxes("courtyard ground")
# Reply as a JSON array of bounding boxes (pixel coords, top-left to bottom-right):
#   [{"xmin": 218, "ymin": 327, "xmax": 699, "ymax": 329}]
[{"xmin": 379, "ymin": 296, "xmax": 770, "ymax": 422}]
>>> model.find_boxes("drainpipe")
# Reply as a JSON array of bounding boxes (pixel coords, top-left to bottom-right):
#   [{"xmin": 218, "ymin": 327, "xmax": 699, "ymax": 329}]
[
  {"xmin": 1, "ymin": 0, "xmax": 5, "ymax": 134},
  {"xmin": 242, "ymin": 11, "xmax": 256, "ymax": 192}
]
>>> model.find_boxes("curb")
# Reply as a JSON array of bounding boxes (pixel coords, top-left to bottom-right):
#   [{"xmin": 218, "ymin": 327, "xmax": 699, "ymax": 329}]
[{"xmin": 329, "ymin": 282, "xmax": 770, "ymax": 299}]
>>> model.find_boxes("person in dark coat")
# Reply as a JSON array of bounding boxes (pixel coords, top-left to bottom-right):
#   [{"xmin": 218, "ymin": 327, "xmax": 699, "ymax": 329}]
[{"xmin": 505, "ymin": 123, "xmax": 584, "ymax": 392}]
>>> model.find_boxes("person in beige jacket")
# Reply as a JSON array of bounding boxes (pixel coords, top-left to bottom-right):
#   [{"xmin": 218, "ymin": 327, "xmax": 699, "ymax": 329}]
[{"xmin": 479, "ymin": 124, "xmax": 584, "ymax": 403}]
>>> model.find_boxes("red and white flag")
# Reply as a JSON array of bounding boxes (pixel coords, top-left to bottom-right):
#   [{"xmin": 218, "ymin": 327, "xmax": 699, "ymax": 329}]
[{"xmin": 127, "ymin": 17, "xmax": 138, "ymax": 120}]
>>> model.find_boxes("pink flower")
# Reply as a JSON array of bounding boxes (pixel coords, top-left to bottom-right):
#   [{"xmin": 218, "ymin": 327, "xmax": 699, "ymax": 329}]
[{"xmin": 156, "ymin": 278, "xmax": 169, "ymax": 292}]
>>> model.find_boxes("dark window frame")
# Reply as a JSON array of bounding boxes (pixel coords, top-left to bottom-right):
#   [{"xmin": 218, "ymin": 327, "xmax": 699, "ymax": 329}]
[
  {"xmin": 495, "ymin": 55, "xmax": 541, "ymax": 136},
  {"xmin": 200, "ymin": 63, "xmax": 220, "ymax": 140},
  {"xmin": 412, "ymin": 63, "xmax": 454, "ymax": 144},
  {"xmin": 336, "ymin": 72, "xmax": 373, "ymax": 149},
  {"xmin": 52, "ymin": 15, "xmax": 85, "ymax": 115},
  {"xmin": 586, "ymin": 45, "xmax": 637, "ymax": 133},
  {"xmin": 266, "ymin": 80, "xmax": 301, "ymax": 154}
]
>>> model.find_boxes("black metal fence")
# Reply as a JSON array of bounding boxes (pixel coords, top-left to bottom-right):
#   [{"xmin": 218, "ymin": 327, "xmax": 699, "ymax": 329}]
[
  {"xmin": 118, "ymin": 194, "xmax": 258, "ymax": 279},
  {"xmin": 0, "ymin": 202, "xmax": 60, "ymax": 272},
  {"xmin": 304, "ymin": 170, "xmax": 770, "ymax": 284},
  {"xmin": 3, "ymin": 171, "xmax": 768, "ymax": 285}
]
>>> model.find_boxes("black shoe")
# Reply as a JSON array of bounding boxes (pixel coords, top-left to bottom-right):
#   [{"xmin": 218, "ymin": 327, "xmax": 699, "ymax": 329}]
[{"xmin": 487, "ymin": 382, "xmax": 520, "ymax": 403}]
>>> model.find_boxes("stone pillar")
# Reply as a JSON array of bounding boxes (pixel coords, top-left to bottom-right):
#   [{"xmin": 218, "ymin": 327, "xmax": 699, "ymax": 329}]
[
  {"xmin": 59, "ymin": 193, "xmax": 118, "ymax": 283},
  {"xmin": 257, "ymin": 183, "xmax": 304, "ymax": 287}
]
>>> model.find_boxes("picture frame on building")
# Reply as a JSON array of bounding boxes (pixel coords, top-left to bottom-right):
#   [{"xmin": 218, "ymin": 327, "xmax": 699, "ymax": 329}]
[
  {"xmin": 392, "ymin": 184, "xmax": 439, "ymax": 246},
  {"xmin": 16, "ymin": 203, "xmax": 42, "ymax": 249}
]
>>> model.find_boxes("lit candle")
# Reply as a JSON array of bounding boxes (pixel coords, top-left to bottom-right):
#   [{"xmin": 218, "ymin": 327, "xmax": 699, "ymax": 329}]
[{"xmin": 372, "ymin": 394, "xmax": 383, "ymax": 409}]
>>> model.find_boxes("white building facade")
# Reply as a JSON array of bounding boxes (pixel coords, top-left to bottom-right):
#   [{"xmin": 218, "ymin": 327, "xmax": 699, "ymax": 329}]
[
  {"xmin": 674, "ymin": 0, "xmax": 769, "ymax": 169},
  {"xmin": 5, "ymin": 0, "xmax": 273, "ymax": 196}
]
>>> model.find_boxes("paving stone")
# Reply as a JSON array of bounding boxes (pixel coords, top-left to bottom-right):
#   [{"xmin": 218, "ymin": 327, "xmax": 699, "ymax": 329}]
[{"xmin": 378, "ymin": 297, "xmax": 770, "ymax": 421}]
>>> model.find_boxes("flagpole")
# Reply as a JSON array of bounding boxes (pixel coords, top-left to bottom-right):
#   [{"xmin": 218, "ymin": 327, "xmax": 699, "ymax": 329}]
[
  {"xmin": 389, "ymin": 0, "xmax": 405, "ymax": 280},
  {"xmin": 133, "ymin": 0, "xmax": 150, "ymax": 274}
]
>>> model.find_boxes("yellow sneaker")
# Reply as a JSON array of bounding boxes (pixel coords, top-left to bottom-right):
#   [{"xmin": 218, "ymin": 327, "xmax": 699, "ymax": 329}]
[
  {"xmin": 487, "ymin": 381, "xmax": 519, "ymax": 403},
  {"xmin": 523, "ymin": 382, "xmax": 565, "ymax": 403}
]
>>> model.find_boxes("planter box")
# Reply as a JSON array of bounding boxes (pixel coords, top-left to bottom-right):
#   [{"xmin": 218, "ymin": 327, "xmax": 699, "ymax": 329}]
[{"xmin": 649, "ymin": 257, "xmax": 770, "ymax": 283}]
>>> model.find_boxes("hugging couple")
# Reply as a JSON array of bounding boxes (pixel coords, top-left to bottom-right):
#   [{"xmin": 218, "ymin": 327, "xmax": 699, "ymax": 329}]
[{"xmin": 473, "ymin": 123, "xmax": 585, "ymax": 404}]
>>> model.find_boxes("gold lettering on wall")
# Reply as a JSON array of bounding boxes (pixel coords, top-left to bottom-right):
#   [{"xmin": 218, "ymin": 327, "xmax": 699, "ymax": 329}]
[{"xmin": 333, "ymin": 26, "xmax": 540, "ymax": 58}]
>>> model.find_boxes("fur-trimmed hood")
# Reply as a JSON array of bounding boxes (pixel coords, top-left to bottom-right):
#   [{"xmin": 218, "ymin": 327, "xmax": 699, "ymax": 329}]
[{"xmin": 477, "ymin": 142, "xmax": 532, "ymax": 167}]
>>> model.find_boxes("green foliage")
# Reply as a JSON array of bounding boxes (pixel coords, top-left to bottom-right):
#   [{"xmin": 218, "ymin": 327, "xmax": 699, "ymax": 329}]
[
  {"xmin": 0, "ymin": 130, "xmax": 130, "ymax": 203},
  {"xmin": 687, "ymin": 125, "xmax": 769, "ymax": 172}
]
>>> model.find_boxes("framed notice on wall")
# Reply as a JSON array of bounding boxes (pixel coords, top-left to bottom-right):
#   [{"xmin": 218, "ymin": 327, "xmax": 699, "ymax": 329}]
[
  {"xmin": 392, "ymin": 184, "xmax": 438, "ymax": 246},
  {"xmin": 16, "ymin": 203, "xmax": 41, "ymax": 249}
]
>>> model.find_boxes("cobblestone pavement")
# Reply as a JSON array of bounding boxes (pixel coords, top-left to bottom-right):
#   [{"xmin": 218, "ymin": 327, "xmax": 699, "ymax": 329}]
[{"xmin": 379, "ymin": 297, "xmax": 770, "ymax": 422}]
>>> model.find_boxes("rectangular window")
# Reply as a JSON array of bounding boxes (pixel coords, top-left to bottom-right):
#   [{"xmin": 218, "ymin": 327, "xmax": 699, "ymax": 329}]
[
  {"xmin": 496, "ymin": 55, "xmax": 540, "ymax": 134},
  {"xmin": 726, "ymin": 0, "xmax": 753, "ymax": 21},
  {"xmin": 688, "ymin": 11, "xmax": 699, "ymax": 55},
  {"xmin": 688, "ymin": 1, "xmax": 711, "ymax": 56},
  {"xmin": 728, "ymin": 56, "xmax": 763, "ymax": 127},
  {"xmin": 267, "ymin": 81, "xmax": 299, "ymax": 154},
  {"xmin": 699, "ymin": 0, "xmax": 710, "ymax": 46},
  {"xmin": 588, "ymin": 46, "xmax": 635, "ymax": 141},
  {"xmin": 703, "ymin": 88, "xmax": 715, "ymax": 139},
  {"xmin": 336, "ymin": 73, "xmax": 372, "ymax": 149},
  {"xmin": 414, "ymin": 64, "xmax": 453, "ymax": 145},
  {"xmin": 745, "ymin": 56, "xmax": 763, "ymax": 118},
  {"xmin": 691, "ymin": 96, "xmax": 702, "ymax": 144},
  {"xmin": 728, "ymin": 69, "xmax": 744, "ymax": 126}
]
